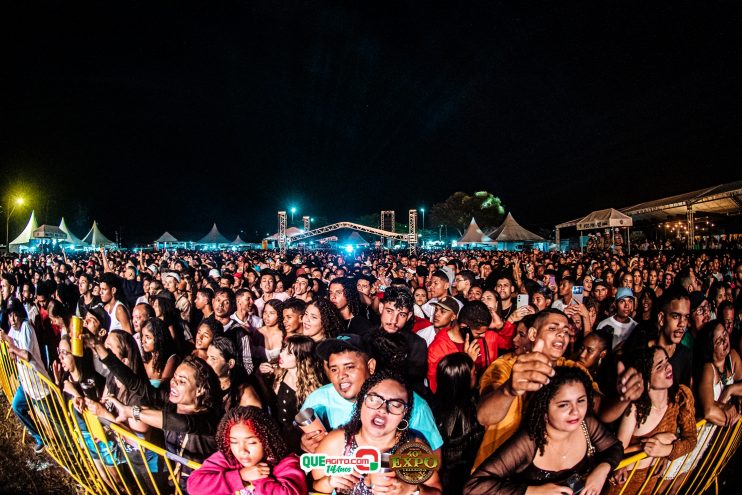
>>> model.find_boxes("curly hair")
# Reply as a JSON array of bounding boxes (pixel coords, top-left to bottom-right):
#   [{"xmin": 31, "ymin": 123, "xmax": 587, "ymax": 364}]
[
  {"xmin": 525, "ymin": 366, "xmax": 595, "ymax": 456},
  {"xmin": 343, "ymin": 371, "xmax": 414, "ymax": 445},
  {"xmin": 141, "ymin": 317, "xmax": 178, "ymax": 375},
  {"xmin": 626, "ymin": 345, "xmax": 677, "ymax": 426},
  {"xmin": 329, "ymin": 277, "xmax": 363, "ymax": 317},
  {"xmin": 216, "ymin": 406, "xmax": 288, "ymax": 467},
  {"xmin": 179, "ymin": 355, "xmax": 223, "ymax": 415},
  {"xmin": 308, "ymin": 298, "xmax": 343, "ymax": 339},
  {"xmin": 273, "ymin": 335, "xmax": 325, "ymax": 404}
]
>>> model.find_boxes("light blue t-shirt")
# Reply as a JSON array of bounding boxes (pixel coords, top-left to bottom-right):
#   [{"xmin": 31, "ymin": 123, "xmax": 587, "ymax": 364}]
[{"xmin": 301, "ymin": 383, "xmax": 443, "ymax": 450}]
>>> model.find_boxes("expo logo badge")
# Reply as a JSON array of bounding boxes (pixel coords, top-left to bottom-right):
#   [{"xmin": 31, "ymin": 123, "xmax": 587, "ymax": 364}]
[
  {"xmin": 389, "ymin": 441, "xmax": 440, "ymax": 484},
  {"xmin": 300, "ymin": 447, "xmax": 380, "ymax": 475}
]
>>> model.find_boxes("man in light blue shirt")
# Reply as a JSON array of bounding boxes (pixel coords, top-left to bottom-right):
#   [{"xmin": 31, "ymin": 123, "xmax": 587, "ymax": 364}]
[{"xmin": 300, "ymin": 334, "xmax": 442, "ymax": 453}]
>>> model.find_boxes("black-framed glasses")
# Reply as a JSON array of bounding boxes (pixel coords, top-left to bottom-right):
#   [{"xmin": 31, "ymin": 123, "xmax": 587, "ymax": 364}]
[{"xmin": 364, "ymin": 392, "xmax": 408, "ymax": 415}]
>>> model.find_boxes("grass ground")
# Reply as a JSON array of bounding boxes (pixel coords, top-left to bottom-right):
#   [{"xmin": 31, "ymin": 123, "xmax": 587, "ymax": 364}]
[{"xmin": 0, "ymin": 394, "xmax": 83, "ymax": 495}]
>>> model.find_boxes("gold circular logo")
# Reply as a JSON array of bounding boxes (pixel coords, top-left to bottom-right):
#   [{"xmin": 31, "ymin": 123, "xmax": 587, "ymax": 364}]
[{"xmin": 389, "ymin": 441, "xmax": 439, "ymax": 484}]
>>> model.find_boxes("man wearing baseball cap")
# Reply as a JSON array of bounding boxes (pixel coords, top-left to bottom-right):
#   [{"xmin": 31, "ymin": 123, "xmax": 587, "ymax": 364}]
[
  {"xmin": 300, "ymin": 334, "xmax": 442, "ymax": 454},
  {"xmin": 426, "ymin": 296, "xmax": 471, "ymax": 392},
  {"xmin": 420, "ymin": 266, "xmax": 461, "ymax": 322},
  {"xmin": 596, "ymin": 287, "xmax": 638, "ymax": 350}
]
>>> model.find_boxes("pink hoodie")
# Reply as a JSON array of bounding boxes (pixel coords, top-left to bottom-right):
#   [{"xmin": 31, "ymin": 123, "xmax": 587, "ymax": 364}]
[{"xmin": 187, "ymin": 452, "xmax": 307, "ymax": 495}]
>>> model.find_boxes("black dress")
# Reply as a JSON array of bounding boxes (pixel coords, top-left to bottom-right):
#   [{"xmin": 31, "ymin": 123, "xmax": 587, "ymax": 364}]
[
  {"xmin": 464, "ymin": 416, "xmax": 623, "ymax": 495},
  {"xmin": 275, "ymin": 380, "xmax": 301, "ymax": 453}
]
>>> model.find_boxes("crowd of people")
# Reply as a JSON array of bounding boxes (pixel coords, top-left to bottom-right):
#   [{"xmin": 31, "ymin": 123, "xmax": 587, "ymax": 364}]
[{"xmin": 1, "ymin": 245, "xmax": 742, "ymax": 495}]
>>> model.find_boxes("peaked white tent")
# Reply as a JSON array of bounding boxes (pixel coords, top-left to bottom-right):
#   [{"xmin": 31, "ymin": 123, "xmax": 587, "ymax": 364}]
[
  {"xmin": 9, "ymin": 210, "xmax": 39, "ymax": 252},
  {"xmin": 488, "ymin": 213, "xmax": 545, "ymax": 251},
  {"xmin": 230, "ymin": 235, "xmax": 248, "ymax": 247},
  {"xmin": 457, "ymin": 217, "xmax": 494, "ymax": 245},
  {"xmin": 155, "ymin": 231, "xmax": 179, "ymax": 243},
  {"xmin": 343, "ymin": 231, "xmax": 370, "ymax": 247},
  {"xmin": 33, "ymin": 225, "xmax": 66, "ymax": 240},
  {"xmin": 197, "ymin": 223, "xmax": 230, "ymax": 245},
  {"xmin": 83, "ymin": 221, "xmax": 116, "ymax": 248},
  {"xmin": 59, "ymin": 217, "xmax": 87, "ymax": 247}
]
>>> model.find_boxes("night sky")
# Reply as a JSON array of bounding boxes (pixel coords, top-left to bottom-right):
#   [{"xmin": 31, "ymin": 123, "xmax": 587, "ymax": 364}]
[{"xmin": 2, "ymin": 2, "xmax": 741, "ymax": 245}]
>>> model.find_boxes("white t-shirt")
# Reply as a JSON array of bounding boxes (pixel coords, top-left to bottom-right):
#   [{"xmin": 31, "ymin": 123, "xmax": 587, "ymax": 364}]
[
  {"xmin": 415, "ymin": 324, "xmax": 437, "ymax": 347},
  {"xmin": 597, "ymin": 316, "xmax": 638, "ymax": 350},
  {"xmin": 9, "ymin": 321, "xmax": 51, "ymax": 400},
  {"xmin": 254, "ymin": 292, "xmax": 289, "ymax": 317}
]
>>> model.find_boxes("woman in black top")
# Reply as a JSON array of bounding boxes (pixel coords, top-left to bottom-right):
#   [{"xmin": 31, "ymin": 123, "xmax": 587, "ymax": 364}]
[
  {"xmin": 433, "ymin": 352, "xmax": 483, "ymax": 495},
  {"xmin": 465, "ymin": 366, "xmax": 623, "ymax": 495},
  {"xmin": 86, "ymin": 333, "xmax": 222, "ymax": 488}
]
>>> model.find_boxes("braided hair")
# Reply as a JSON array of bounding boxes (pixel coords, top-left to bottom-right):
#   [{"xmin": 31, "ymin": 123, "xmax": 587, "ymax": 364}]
[
  {"xmin": 627, "ymin": 345, "xmax": 677, "ymax": 426},
  {"xmin": 343, "ymin": 371, "xmax": 414, "ymax": 445},
  {"xmin": 525, "ymin": 366, "xmax": 595, "ymax": 456},
  {"xmin": 216, "ymin": 406, "xmax": 288, "ymax": 467}
]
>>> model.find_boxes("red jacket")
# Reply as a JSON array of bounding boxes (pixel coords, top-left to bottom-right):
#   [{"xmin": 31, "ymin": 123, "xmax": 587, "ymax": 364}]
[
  {"xmin": 187, "ymin": 452, "xmax": 306, "ymax": 495},
  {"xmin": 427, "ymin": 322, "xmax": 515, "ymax": 393}
]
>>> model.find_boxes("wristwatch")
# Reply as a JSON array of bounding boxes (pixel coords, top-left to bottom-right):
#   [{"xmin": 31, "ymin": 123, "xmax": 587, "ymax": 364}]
[{"xmin": 132, "ymin": 405, "xmax": 141, "ymax": 422}]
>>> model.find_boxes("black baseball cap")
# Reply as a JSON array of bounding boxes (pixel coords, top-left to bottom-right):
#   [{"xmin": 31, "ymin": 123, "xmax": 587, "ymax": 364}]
[{"xmin": 316, "ymin": 333, "xmax": 368, "ymax": 361}]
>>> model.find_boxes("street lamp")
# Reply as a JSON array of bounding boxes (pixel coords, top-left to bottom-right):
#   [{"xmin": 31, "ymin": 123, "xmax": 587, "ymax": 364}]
[
  {"xmin": 419, "ymin": 208, "xmax": 425, "ymax": 247},
  {"xmin": 5, "ymin": 196, "xmax": 24, "ymax": 252},
  {"xmin": 290, "ymin": 207, "xmax": 297, "ymax": 224}
]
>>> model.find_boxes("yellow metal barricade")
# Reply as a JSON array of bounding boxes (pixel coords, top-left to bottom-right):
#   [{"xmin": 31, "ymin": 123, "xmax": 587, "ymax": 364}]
[
  {"xmin": 3, "ymin": 341, "xmax": 742, "ymax": 495},
  {"xmin": 611, "ymin": 417, "xmax": 742, "ymax": 495}
]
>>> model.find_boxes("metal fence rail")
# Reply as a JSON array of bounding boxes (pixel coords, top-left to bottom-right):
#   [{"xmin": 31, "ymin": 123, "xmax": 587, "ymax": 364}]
[{"xmin": 2, "ymin": 341, "xmax": 740, "ymax": 494}]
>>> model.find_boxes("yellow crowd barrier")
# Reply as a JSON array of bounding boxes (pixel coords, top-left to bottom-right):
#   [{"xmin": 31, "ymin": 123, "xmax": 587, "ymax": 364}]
[{"xmin": 1, "ymin": 340, "xmax": 741, "ymax": 495}]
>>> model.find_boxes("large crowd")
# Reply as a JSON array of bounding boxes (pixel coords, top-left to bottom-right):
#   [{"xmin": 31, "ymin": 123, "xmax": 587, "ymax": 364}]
[{"xmin": 1, "ymin": 245, "xmax": 742, "ymax": 495}]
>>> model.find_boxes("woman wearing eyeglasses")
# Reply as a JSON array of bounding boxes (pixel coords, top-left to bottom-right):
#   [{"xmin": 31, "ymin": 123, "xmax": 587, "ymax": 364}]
[{"xmin": 312, "ymin": 372, "xmax": 442, "ymax": 495}]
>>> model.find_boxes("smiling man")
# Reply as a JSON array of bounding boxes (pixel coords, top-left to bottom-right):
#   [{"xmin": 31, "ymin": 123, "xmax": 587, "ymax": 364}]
[
  {"xmin": 299, "ymin": 334, "xmax": 442, "ymax": 454},
  {"xmin": 474, "ymin": 309, "xmax": 577, "ymax": 466}
]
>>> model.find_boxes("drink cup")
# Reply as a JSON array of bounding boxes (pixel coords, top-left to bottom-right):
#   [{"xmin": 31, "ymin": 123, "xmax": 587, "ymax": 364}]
[
  {"xmin": 367, "ymin": 467, "xmax": 393, "ymax": 488},
  {"xmin": 294, "ymin": 408, "xmax": 326, "ymax": 434},
  {"xmin": 80, "ymin": 378, "xmax": 98, "ymax": 400},
  {"xmin": 70, "ymin": 316, "xmax": 84, "ymax": 357}
]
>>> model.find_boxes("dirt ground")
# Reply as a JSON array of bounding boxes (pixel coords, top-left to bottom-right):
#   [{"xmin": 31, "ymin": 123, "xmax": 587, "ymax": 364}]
[{"xmin": 0, "ymin": 394, "xmax": 83, "ymax": 495}]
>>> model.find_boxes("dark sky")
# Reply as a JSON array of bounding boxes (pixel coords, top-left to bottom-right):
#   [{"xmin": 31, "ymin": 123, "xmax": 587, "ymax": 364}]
[{"xmin": 2, "ymin": 1, "xmax": 740, "ymax": 244}]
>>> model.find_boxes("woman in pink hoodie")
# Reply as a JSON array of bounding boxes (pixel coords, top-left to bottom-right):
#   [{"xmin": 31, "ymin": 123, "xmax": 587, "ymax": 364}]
[{"xmin": 188, "ymin": 406, "xmax": 306, "ymax": 495}]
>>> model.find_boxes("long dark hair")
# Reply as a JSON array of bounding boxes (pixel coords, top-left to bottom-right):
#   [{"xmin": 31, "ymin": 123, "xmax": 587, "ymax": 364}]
[
  {"xmin": 330, "ymin": 277, "xmax": 363, "ymax": 317},
  {"xmin": 344, "ymin": 371, "xmax": 414, "ymax": 445},
  {"xmin": 141, "ymin": 317, "xmax": 178, "ymax": 375},
  {"xmin": 693, "ymin": 319, "xmax": 729, "ymax": 386},
  {"xmin": 178, "ymin": 355, "xmax": 223, "ymax": 415},
  {"xmin": 434, "ymin": 353, "xmax": 478, "ymax": 439},
  {"xmin": 525, "ymin": 366, "xmax": 595, "ymax": 456},
  {"xmin": 216, "ymin": 406, "xmax": 288, "ymax": 467},
  {"xmin": 105, "ymin": 330, "xmax": 148, "ymax": 406},
  {"xmin": 627, "ymin": 345, "xmax": 678, "ymax": 426}
]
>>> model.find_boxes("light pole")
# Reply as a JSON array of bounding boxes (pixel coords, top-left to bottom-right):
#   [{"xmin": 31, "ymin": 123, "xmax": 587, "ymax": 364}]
[
  {"xmin": 5, "ymin": 196, "xmax": 24, "ymax": 252},
  {"xmin": 290, "ymin": 207, "xmax": 297, "ymax": 225},
  {"xmin": 420, "ymin": 208, "xmax": 425, "ymax": 246}
]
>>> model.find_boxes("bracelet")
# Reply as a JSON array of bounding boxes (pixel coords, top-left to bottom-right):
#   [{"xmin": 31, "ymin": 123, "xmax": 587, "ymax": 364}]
[{"xmin": 132, "ymin": 405, "xmax": 141, "ymax": 422}]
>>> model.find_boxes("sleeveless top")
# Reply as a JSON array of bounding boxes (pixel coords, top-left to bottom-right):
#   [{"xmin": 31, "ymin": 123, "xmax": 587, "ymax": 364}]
[
  {"xmin": 107, "ymin": 300, "xmax": 129, "ymax": 331},
  {"xmin": 712, "ymin": 355, "xmax": 735, "ymax": 400},
  {"xmin": 341, "ymin": 432, "xmax": 405, "ymax": 495}
]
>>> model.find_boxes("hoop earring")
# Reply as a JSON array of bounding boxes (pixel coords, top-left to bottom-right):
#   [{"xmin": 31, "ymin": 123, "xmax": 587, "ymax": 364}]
[{"xmin": 397, "ymin": 419, "xmax": 409, "ymax": 431}]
